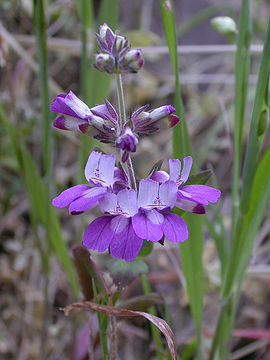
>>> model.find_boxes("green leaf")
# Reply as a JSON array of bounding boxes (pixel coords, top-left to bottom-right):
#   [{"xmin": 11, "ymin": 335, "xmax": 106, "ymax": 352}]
[
  {"xmin": 109, "ymin": 259, "xmax": 148, "ymax": 289},
  {"xmin": 184, "ymin": 169, "xmax": 213, "ymax": 186},
  {"xmin": 137, "ymin": 240, "xmax": 154, "ymax": 258}
]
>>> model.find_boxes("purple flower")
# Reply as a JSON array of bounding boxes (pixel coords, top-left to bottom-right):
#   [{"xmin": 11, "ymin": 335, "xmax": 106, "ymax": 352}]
[
  {"xmin": 83, "ymin": 189, "xmax": 144, "ymax": 262},
  {"xmin": 52, "ymin": 151, "xmax": 116, "ymax": 215},
  {"xmin": 132, "ymin": 179, "xmax": 188, "ymax": 243},
  {"xmin": 50, "ymin": 91, "xmax": 118, "ymax": 142},
  {"xmin": 116, "ymin": 126, "xmax": 138, "ymax": 162},
  {"xmin": 151, "ymin": 157, "xmax": 221, "ymax": 214},
  {"xmin": 131, "ymin": 104, "xmax": 180, "ymax": 134}
]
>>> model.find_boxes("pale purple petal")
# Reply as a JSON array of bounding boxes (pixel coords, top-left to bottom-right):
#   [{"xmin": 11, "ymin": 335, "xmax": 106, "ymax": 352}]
[
  {"xmin": 132, "ymin": 211, "xmax": 163, "ymax": 242},
  {"xmin": 159, "ymin": 181, "xmax": 178, "ymax": 210},
  {"xmin": 169, "ymin": 159, "xmax": 181, "ymax": 184},
  {"xmin": 117, "ymin": 189, "xmax": 137, "ymax": 217},
  {"xmin": 150, "ymin": 170, "xmax": 169, "ymax": 183},
  {"xmin": 64, "ymin": 91, "xmax": 91, "ymax": 119},
  {"xmin": 84, "ymin": 151, "xmax": 116, "ymax": 187},
  {"xmin": 175, "ymin": 197, "xmax": 205, "ymax": 214},
  {"xmin": 99, "ymin": 193, "xmax": 117, "ymax": 214},
  {"xmin": 179, "ymin": 185, "xmax": 221, "ymax": 205},
  {"xmin": 180, "ymin": 156, "xmax": 193, "ymax": 185},
  {"xmin": 110, "ymin": 219, "xmax": 144, "ymax": 261},
  {"xmin": 83, "ymin": 216, "xmax": 113, "ymax": 252},
  {"xmin": 137, "ymin": 179, "xmax": 159, "ymax": 210},
  {"xmin": 50, "ymin": 94, "xmax": 81, "ymax": 119},
  {"xmin": 52, "ymin": 185, "xmax": 91, "ymax": 208},
  {"xmin": 68, "ymin": 187, "xmax": 107, "ymax": 214},
  {"xmin": 161, "ymin": 213, "xmax": 188, "ymax": 243}
]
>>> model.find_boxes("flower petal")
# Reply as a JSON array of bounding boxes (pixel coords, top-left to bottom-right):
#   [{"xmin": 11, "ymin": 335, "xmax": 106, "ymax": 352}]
[
  {"xmin": 53, "ymin": 115, "xmax": 89, "ymax": 132},
  {"xmin": 117, "ymin": 189, "xmax": 137, "ymax": 217},
  {"xmin": 161, "ymin": 213, "xmax": 188, "ymax": 243},
  {"xmin": 52, "ymin": 185, "xmax": 91, "ymax": 208},
  {"xmin": 137, "ymin": 179, "xmax": 159, "ymax": 210},
  {"xmin": 84, "ymin": 151, "xmax": 116, "ymax": 187},
  {"xmin": 99, "ymin": 193, "xmax": 117, "ymax": 214},
  {"xmin": 110, "ymin": 218, "xmax": 144, "ymax": 261},
  {"xmin": 159, "ymin": 181, "xmax": 178, "ymax": 210},
  {"xmin": 169, "ymin": 159, "xmax": 181, "ymax": 184},
  {"xmin": 50, "ymin": 94, "xmax": 81, "ymax": 119},
  {"xmin": 179, "ymin": 185, "xmax": 221, "ymax": 205},
  {"xmin": 132, "ymin": 210, "xmax": 163, "ymax": 242},
  {"xmin": 175, "ymin": 197, "xmax": 205, "ymax": 214},
  {"xmin": 64, "ymin": 91, "xmax": 91, "ymax": 119},
  {"xmin": 83, "ymin": 216, "xmax": 113, "ymax": 252},
  {"xmin": 68, "ymin": 187, "xmax": 107, "ymax": 215},
  {"xmin": 150, "ymin": 170, "xmax": 169, "ymax": 183},
  {"xmin": 180, "ymin": 156, "xmax": 193, "ymax": 185}
]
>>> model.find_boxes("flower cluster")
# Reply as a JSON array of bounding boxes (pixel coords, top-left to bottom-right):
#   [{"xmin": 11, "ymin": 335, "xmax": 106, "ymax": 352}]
[
  {"xmin": 50, "ymin": 92, "xmax": 179, "ymax": 161},
  {"xmin": 94, "ymin": 23, "xmax": 144, "ymax": 74},
  {"xmin": 51, "ymin": 24, "xmax": 221, "ymax": 262},
  {"xmin": 53, "ymin": 151, "xmax": 220, "ymax": 261}
]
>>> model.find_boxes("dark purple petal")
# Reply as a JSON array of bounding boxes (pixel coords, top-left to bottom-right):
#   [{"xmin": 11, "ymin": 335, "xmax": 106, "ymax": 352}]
[
  {"xmin": 68, "ymin": 187, "xmax": 107, "ymax": 215},
  {"xmin": 52, "ymin": 185, "xmax": 91, "ymax": 208},
  {"xmin": 179, "ymin": 185, "xmax": 221, "ymax": 205},
  {"xmin": 83, "ymin": 216, "xmax": 113, "ymax": 252},
  {"xmin": 50, "ymin": 94, "xmax": 81, "ymax": 119},
  {"xmin": 132, "ymin": 211, "xmax": 163, "ymax": 242},
  {"xmin": 110, "ymin": 218, "xmax": 144, "ymax": 261},
  {"xmin": 161, "ymin": 213, "xmax": 188, "ymax": 243}
]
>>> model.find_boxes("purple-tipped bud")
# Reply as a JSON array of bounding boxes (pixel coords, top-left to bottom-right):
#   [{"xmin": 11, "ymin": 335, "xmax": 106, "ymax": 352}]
[
  {"xmin": 116, "ymin": 127, "xmax": 138, "ymax": 162},
  {"xmin": 132, "ymin": 105, "xmax": 180, "ymax": 134},
  {"xmin": 120, "ymin": 49, "xmax": 144, "ymax": 73},
  {"xmin": 94, "ymin": 54, "xmax": 115, "ymax": 74}
]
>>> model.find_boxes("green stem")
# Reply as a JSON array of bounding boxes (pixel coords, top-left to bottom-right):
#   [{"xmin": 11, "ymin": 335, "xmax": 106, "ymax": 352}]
[{"xmin": 115, "ymin": 72, "xmax": 126, "ymax": 129}]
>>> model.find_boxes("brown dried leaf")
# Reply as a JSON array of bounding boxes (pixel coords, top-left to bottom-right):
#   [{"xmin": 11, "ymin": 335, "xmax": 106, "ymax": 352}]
[{"xmin": 63, "ymin": 301, "xmax": 178, "ymax": 360}]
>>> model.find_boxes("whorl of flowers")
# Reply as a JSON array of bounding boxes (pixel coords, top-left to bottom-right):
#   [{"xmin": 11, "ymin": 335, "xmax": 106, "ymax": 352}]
[{"xmin": 51, "ymin": 24, "xmax": 221, "ymax": 262}]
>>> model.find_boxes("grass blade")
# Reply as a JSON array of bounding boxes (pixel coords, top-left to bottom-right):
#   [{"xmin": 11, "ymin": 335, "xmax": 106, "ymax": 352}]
[
  {"xmin": 232, "ymin": 0, "xmax": 251, "ymax": 227},
  {"xmin": 160, "ymin": 1, "xmax": 203, "ymax": 356}
]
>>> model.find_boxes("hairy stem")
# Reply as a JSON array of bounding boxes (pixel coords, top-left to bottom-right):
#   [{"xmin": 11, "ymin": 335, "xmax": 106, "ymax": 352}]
[{"xmin": 115, "ymin": 72, "xmax": 126, "ymax": 129}]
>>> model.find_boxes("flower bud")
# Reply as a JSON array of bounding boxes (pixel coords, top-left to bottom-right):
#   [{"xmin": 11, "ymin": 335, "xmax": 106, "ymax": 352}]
[
  {"xmin": 121, "ymin": 49, "xmax": 144, "ymax": 72},
  {"xmin": 94, "ymin": 54, "xmax": 115, "ymax": 74},
  {"xmin": 116, "ymin": 127, "xmax": 138, "ymax": 162},
  {"xmin": 211, "ymin": 17, "xmax": 237, "ymax": 36}
]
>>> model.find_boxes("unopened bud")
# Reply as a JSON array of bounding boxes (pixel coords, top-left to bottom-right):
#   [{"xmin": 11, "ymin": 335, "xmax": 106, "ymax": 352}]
[
  {"xmin": 116, "ymin": 127, "xmax": 138, "ymax": 162},
  {"xmin": 99, "ymin": 23, "xmax": 110, "ymax": 40},
  {"xmin": 211, "ymin": 16, "xmax": 237, "ymax": 36},
  {"xmin": 95, "ymin": 54, "xmax": 115, "ymax": 73},
  {"xmin": 121, "ymin": 49, "xmax": 144, "ymax": 72},
  {"xmin": 149, "ymin": 105, "xmax": 176, "ymax": 123}
]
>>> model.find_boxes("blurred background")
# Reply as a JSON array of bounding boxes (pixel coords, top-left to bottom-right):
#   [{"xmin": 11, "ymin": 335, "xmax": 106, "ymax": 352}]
[{"xmin": 1, "ymin": 0, "xmax": 270, "ymax": 359}]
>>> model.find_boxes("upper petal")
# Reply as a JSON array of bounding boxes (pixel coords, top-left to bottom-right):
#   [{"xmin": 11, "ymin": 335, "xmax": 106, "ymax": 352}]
[
  {"xmin": 50, "ymin": 94, "xmax": 82, "ymax": 119},
  {"xmin": 117, "ymin": 189, "xmax": 137, "ymax": 217},
  {"xmin": 169, "ymin": 159, "xmax": 181, "ymax": 184},
  {"xmin": 110, "ymin": 218, "xmax": 144, "ymax": 261},
  {"xmin": 64, "ymin": 91, "xmax": 91, "ymax": 119},
  {"xmin": 52, "ymin": 184, "xmax": 91, "ymax": 208},
  {"xmin": 83, "ymin": 216, "xmax": 113, "ymax": 252},
  {"xmin": 84, "ymin": 151, "xmax": 116, "ymax": 187},
  {"xmin": 159, "ymin": 181, "xmax": 178, "ymax": 210},
  {"xmin": 180, "ymin": 156, "xmax": 193, "ymax": 185},
  {"xmin": 179, "ymin": 185, "xmax": 221, "ymax": 205},
  {"xmin": 137, "ymin": 179, "xmax": 159, "ymax": 210},
  {"xmin": 161, "ymin": 213, "xmax": 188, "ymax": 243}
]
